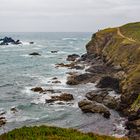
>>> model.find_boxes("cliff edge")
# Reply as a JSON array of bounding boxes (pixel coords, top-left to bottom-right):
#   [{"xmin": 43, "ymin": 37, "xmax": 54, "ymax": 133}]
[{"xmin": 86, "ymin": 22, "xmax": 140, "ymax": 139}]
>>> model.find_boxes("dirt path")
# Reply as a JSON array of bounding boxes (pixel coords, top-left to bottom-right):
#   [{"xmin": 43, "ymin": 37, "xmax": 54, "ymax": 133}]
[{"xmin": 117, "ymin": 27, "xmax": 136, "ymax": 42}]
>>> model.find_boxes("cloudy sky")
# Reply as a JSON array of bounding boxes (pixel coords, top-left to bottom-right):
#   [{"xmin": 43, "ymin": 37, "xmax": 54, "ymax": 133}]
[{"xmin": 0, "ymin": 0, "xmax": 140, "ymax": 32}]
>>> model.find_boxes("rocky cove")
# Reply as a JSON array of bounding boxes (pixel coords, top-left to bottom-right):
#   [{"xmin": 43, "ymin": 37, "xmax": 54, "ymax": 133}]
[{"xmin": 0, "ymin": 23, "xmax": 140, "ymax": 139}]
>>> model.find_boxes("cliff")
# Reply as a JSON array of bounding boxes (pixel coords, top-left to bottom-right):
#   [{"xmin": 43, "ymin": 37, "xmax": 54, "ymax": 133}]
[{"xmin": 86, "ymin": 22, "xmax": 140, "ymax": 138}]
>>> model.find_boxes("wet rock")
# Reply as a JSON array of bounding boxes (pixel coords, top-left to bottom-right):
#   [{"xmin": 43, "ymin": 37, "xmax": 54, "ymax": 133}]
[
  {"xmin": 11, "ymin": 107, "xmax": 18, "ymax": 113},
  {"xmin": 55, "ymin": 63, "xmax": 75, "ymax": 68},
  {"xmin": 66, "ymin": 73, "xmax": 93, "ymax": 85},
  {"xmin": 51, "ymin": 51, "xmax": 58, "ymax": 53},
  {"xmin": 86, "ymin": 90, "xmax": 120, "ymax": 109},
  {"xmin": 46, "ymin": 93, "xmax": 74, "ymax": 103},
  {"xmin": 78, "ymin": 99, "xmax": 111, "ymax": 118},
  {"xmin": 51, "ymin": 77, "xmax": 58, "ymax": 80},
  {"xmin": 96, "ymin": 76, "xmax": 120, "ymax": 92},
  {"xmin": 52, "ymin": 80, "xmax": 61, "ymax": 84},
  {"xmin": 29, "ymin": 42, "xmax": 34, "ymax": 44},
  {"xmin": 86, "ymin": 90, "xmax": 109, "ymax": 103},
  {"xmin": 67, "ymin": 54, "xmax": 80, "ymax": 61},
  {"xmin": 126, "ymin": 119, "xmax": 140, "ymax": 129},
  {"xmin": 29, "ymin": 52, "xmax": 41, "ymax": 56},
  {"xmin": 0, "ymin": 117, "xmax": 6, "ymax": 127},
  {"xmin": 31, "ymin": 87, "xmax": 44, "ymax": 93}
]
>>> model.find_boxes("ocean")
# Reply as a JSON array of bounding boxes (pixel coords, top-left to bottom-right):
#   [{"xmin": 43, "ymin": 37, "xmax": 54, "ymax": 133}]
[{"xmin": 0, "ymin": 32, "xmax": 127, "ymax": 137}]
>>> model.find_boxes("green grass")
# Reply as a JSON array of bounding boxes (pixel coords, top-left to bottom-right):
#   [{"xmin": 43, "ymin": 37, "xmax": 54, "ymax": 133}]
[
  {"xmin": 0, "ymin": 126, "xmax": 128, "ymax": 140},
  {"xmin": 120, "ymin": 22, "xmax": 140, "ymax": 42}
]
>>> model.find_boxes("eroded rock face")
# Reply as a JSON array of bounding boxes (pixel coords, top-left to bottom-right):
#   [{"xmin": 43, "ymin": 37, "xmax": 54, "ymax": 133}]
[
  {"xmin": 46, "ymin": 93, "xmax": 74, "ymax": 103},
  {"xmin": 96, "ymin": 76, "xmax": 120, "ymax": 92},
  {"xmin": 78, "ymin": 99, "xmax": 111, "ymax": 118},
  {"xmin": 67, "ymin": 54, "xmax": 80, "ymax": 61}
]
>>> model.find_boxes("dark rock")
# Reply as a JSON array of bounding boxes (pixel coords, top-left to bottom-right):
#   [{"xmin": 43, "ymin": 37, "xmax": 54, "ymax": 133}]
[
  {"xmin": 66, "ymin": 73, "xmax": 93, "ymax": 85},
  {"xmin": 29, "ymin": 52, "xmax": 41, "ymax": 56},
  {"xmin": 51, "ymin": 77, "xmax": 58, "ymax": 80},
  {"xmin": 0, "ymin": 117, "xmax": 6, "ymax": 127},
  {"xmin": 86, "ymin": 90, "xmax": 120, "ymax": 109},
  {"xmin": 96, "ymin": 76, "xmax": 120, "ymax": 92},
  {"xmin": 46, "ymin": 93, "xmax": 74, "ymax": 103},
  {"xmin": 52, "ymin": 80, "xmax": 61, "ymax": 84},
  {"xmin": 67, "ymin": 54, "xmax": 80, "ymax": 61},
  {"xmin": 126, "ymin": 119, "xmax": 140, "ymax": 129},
  {"xmin": 31, "ymin": 87, "xmax": 44, "ymax": 93},
  {"xmin": 29, "ymin": 42, "xmax": 34, "ymax": 44},
  {"xmin": 0, "ymin": 37, "xmax": 22, "ymax": 45},
  {"xmin": 78, "ymin": 99, "xmax": 111, "ymax": 118},
  {"xmin": 11, "ymin": 107, "xmax": 18, "ymax": 113},
  {"xmin": 51, "ymin": 51, "xmax": 58, "ymax": 53}
]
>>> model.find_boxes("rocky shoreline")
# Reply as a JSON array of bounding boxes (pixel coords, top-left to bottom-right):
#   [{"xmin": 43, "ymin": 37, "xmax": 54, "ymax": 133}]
[{"xmin": 0, "ymin": 23, "xmax": 140, "ymax": 139}]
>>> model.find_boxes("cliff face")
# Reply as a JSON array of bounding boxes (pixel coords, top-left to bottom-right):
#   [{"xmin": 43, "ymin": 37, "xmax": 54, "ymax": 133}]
[{"xmin": 86, "ymin": 23, "xmax": 140, "ymax": 116}]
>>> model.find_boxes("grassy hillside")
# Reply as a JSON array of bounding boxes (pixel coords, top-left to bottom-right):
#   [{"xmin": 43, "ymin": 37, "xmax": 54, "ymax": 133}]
[{"xmin": 0, "ymin": 126, "xmax": 128, "ymax": 140}]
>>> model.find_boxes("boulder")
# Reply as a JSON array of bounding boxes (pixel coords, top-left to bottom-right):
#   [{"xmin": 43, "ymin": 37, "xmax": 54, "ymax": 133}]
[
  {"xmin": 29, "ymin": 42, "xmax": 34, "ymax": 44},
  {"xmin": 78, "ymin": 100, "xmax": 111, "ymax": 118},
  {"xmin": 29, "ymin": 52, "xmax": 41, "ymax": 56},
  {"xmin": 66, "ymin": 73, "xmax": 93, "ymax": 85},
  {"xmin": 86, "ymin": 90, "xmax": 120, "ymax": 109},
  {"xmin": 67, "ymin": 54, "xmax": 80, "ymax": 61},
  {"xmin": 46, "ymin": 93, "xmax": 74, "ymax": 103},
  {"xmin": 96, "ymin": 76, "xmax": 120, "ymax": 92},
  {"xmin": 31, "ymin": 87, "xmax": 44, "ymax": 93},
  {"xmin": 0, "ymin": 117, "xmax": 6, "ymax": 127}
]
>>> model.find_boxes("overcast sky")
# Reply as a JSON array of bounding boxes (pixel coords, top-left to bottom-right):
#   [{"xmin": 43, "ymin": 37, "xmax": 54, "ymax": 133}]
[{"xmin": 0, "ymin": 0, "xmax": 140, "ymax": 32}]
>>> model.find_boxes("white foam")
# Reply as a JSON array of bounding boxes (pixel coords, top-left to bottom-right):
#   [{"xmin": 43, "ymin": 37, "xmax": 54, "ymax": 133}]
[{"xmin": 62, "ymin": 38, "xmax": 77, "ymax": 41}]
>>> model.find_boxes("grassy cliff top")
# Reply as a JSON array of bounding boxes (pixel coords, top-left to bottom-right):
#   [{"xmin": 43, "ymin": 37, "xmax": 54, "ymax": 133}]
[
  {"xmin": 120, "ymin": 22, "xmax": 140, "ymax": 42},
  {"xmin": 0, "ymin": 126, "xmax": 128, "ymax": 140}
]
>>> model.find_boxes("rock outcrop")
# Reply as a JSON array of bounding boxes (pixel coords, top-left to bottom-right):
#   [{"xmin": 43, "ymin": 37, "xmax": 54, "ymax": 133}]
[
  {"xmin": 78, "ymin": 99, "xmax": 111, "ymax": 118},
  {"xmin": 0, "ymin": 37, "xmax": 22, "ymax": 45}
]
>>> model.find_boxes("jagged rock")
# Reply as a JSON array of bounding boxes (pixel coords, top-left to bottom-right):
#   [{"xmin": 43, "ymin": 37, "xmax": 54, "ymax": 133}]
[
  {"xmin": 96, "ymin": 76, "xmax": 120, "ymax": 92},
  {"xmin": 0, "ymin": 37, "xmax": 22, "ymax": 45},
  {"xmin": 78, "ymin": 99, "xmax": 111, "ymax": 118},
  {"xmin": 86, "ymin": 90, "xmax": 120, "ymax": 109},
  {"xmin": 29, "ymin": 52, "xmax": 41, "ymax": 56},
  {"xmin": 67, "ymin": 54, "xmax": 80, "ymax": 61},
  {"xmin": 46, "ymin": 93, "xmax": 74, "ymax": 103}
]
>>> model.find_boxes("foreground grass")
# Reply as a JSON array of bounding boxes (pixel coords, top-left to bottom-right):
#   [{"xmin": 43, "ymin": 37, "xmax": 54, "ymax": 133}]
[{"xmin": 0, "ymin": 125, "xmax": 128, "ymax": 140}]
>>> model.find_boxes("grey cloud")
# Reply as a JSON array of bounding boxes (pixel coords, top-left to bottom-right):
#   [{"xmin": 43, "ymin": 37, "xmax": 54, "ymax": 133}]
[{"xmin": 0, "ymin": 0, "xmax": 140, "ymax": 32}]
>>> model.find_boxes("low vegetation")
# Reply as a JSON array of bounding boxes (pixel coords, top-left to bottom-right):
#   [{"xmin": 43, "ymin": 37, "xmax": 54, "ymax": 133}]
[{"xmin": 0, "ymin": 125, "xmax": 128, "ymax": 140}]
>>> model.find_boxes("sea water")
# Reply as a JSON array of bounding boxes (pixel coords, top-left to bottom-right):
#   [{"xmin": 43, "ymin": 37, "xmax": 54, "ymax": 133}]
[{"xmin": 0, "ymin": 32, "xmax": 127, "ymax": 136}]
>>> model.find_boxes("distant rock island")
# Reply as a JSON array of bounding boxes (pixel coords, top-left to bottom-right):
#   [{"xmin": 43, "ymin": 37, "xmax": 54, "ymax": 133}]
[
  {"xmin": 0, "ymin": 37, "xmax": 34, "ymax": 45},
  {"xmin": 0, "ymin": 37, "xmax": 22, "ymax": 45}
]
